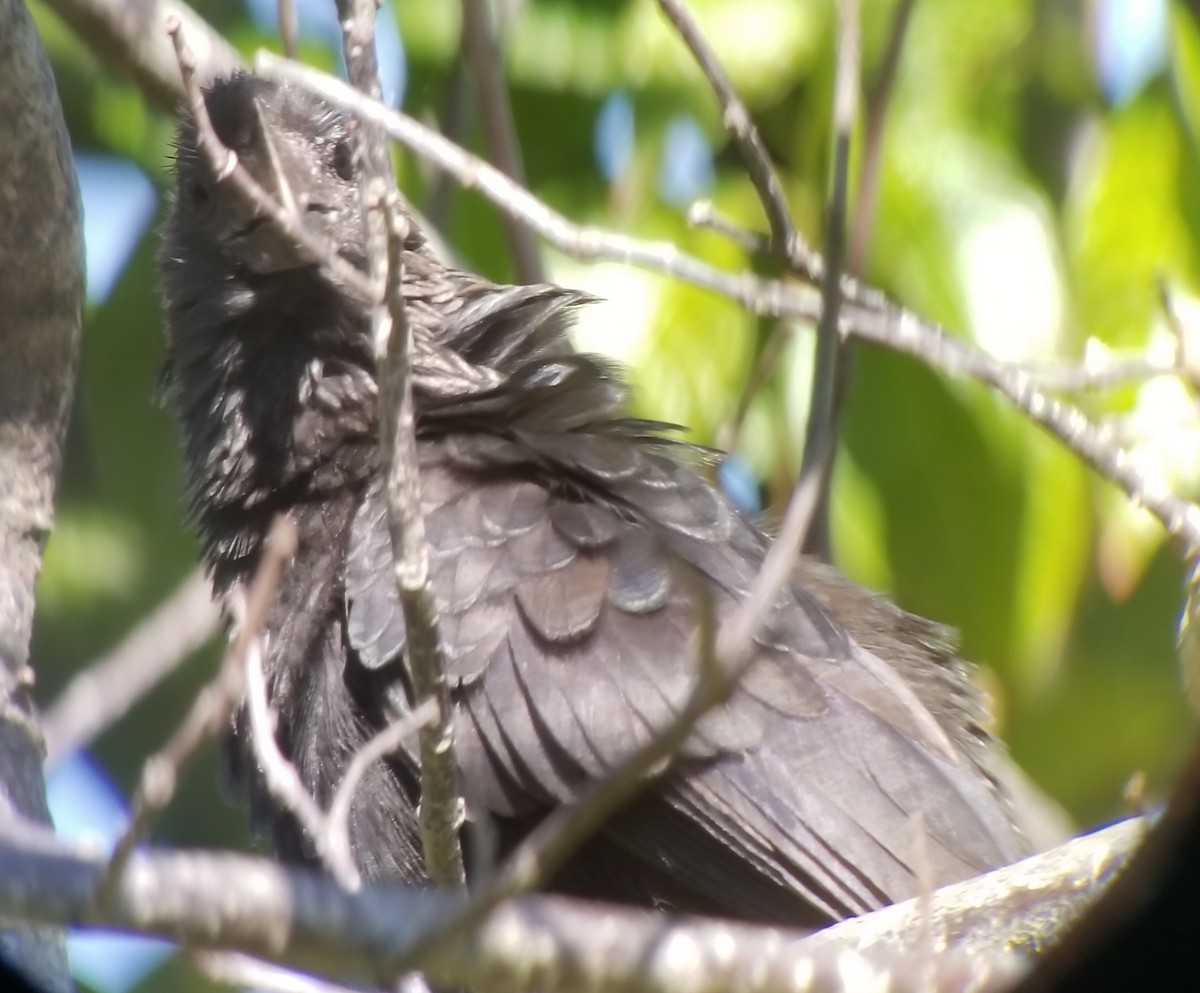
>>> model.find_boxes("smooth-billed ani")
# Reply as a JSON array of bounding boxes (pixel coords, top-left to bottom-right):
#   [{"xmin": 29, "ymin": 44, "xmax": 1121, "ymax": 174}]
[{"xmin": 159, "ymin": 72, "xmax": 1028, "ymax": 926}]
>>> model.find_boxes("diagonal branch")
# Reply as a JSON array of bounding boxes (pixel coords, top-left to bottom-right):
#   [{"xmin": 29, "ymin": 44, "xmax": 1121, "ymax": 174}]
[
  {"xmin": 43, "ymin": 568, "xmax": 219, "ymax": 764},
  {"xmin": 258, "ymin": 56, "xmax": 1200, "ymax": 556},
  {"xmin": 256, "ymin": 55, "xmax": 820, "ymax": 320}
]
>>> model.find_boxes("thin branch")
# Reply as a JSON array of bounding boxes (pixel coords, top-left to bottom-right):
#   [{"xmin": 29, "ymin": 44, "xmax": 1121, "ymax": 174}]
[
  {"xmin": 0, "ymin": 814, "xmax": 1149, "ymax": 993},
  {"xmin": 687, "ymin": 199, "xmax": 770, "ymax": 256},
  {"xmin": 795, "ymin": 0, "xmax": 860, "ymax": 558},
  {"xmin": 655, "ymin": 0, "xmax": 819, "ymax": 279},
  {"xmin": 719, "ymin": 422, "xmax": 830, "ymax": 658},
  {"xmin": 324, "ymin": 697, "xmax": 439, "ymax": 881},
  {"xmin": 257, "ymin": 55, "xmax": 1200, "ymax": 555},
  {"xmin": 460, "ymin": 0, "xmax": 545, "ymax": 283},
  {"xmin": 255, "ymin": 55, "xmax": 817, "ymax": 319},
  {"xmin": 1012, "ymin": 354, "xmax": 1188, "ymax": 393},
  {"xmin": 826, "ymin": 0, "xmax": 916, "ymax": 563},
  {"xmin": 334, "ymin": 0, "xmax": 466, "ymax": 889},
  {"xmin": 844, "ymin": 301, "xmax": 1200, "ymax": 551},
  {"xmin": 245, "ymin": 642, "xmax": 359, "ymax": 890},
  {"xmin": 426, "ymin": 52, "xmax": 474, "ymax": 231},
  {"xmin": 256, "ymin": 57, "xmax": 1200, "ymax": 555},
  {"xmin": 43, "ymin": 568, "xmax": 219, "ymax": 764},
  {"xmin": 100, "ymin": 517, "xmax": 297, "ymax": 894},
  {"xmin": 245, "ymin": 644, "xmax": 437, "ymax": 892},
  {"xmin": 848, "ymin": 0, "xmax": 916, "ymax": 274},
  {"xmin": 1158, "ymin": 277, "xmax": 1200, "ymax": 390},
  {"xmin": 718, "ymin": 321, "xmax": 789, "ymax": 454}
]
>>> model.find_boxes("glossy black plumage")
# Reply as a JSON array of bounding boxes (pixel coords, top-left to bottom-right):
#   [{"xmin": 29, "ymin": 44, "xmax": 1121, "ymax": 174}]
[{"xmin": 160, "ymin": 72, "xmax": 1028, "ymax": 926}]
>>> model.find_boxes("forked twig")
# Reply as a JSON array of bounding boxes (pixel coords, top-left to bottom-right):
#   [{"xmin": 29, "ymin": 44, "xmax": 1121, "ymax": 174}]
[{"xmin": 656, "ymin": 0, "xmax": 819, "ymax": 279}]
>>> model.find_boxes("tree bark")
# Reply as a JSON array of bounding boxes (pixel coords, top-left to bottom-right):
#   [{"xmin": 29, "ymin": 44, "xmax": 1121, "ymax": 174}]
[{"xmin": 0, "ymin": 1, "xmax": 85, "ymax": 988}]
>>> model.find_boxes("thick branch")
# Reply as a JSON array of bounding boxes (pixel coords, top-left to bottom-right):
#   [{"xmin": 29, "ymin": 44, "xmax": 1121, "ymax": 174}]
[
  {"xmin": 0, "ymin": 817, "xmax": 1147, "ymax": 993},
  {"xmin": 0, "ymin": 1, "xmax": 83, "ymax": 988},
  {"xmin": 38, "ymin": 0, "xmax": 239, "ymax": 111}
]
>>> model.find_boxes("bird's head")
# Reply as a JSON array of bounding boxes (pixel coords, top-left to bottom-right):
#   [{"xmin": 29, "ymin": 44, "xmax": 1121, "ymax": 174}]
[{"xmin": 168, "ymin": 71, "xmax": 368, "ymax": 278}]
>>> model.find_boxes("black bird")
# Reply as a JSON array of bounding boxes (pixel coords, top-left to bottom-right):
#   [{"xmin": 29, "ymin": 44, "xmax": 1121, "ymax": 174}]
[{"xmin": 160, "ymin": 73, "xmax": 1028, "ymax": 926}]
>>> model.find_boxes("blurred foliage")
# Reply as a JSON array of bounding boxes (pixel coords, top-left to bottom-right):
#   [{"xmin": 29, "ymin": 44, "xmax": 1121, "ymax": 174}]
[{"xmin": 23, "ymin": 0, "xmax": 1200, "ymax": 987}]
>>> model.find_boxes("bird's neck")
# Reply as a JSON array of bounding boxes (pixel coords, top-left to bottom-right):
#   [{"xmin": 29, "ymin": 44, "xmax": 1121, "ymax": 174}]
[{"xmin": 173, "ymin": 313, "xmax": 380, "ymax": 592}]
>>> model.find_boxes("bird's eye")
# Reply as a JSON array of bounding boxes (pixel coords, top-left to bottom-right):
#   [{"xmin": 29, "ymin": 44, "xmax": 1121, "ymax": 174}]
[
  {"xmin": 185, "ymin": 178, "xmax": 210, "ymax": 209},
  {"xmin": 331, "ymin": 139, "xmax": 355, "ymax": 182}
]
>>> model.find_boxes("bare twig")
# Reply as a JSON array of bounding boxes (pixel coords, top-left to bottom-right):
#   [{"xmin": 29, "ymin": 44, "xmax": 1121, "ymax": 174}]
[
  {"xmin": 244, "ymin": 642, "xmax": 359, "ymax": 890},
  {"xmin": 655, "ymin": 0, "xmax": 818, "ymax": 279},
  {"xmin": 255, "ymin": 55, "xmax": 818, "ymax": 320},
  {"xmin": 1157, "ymin": 278, "xmax": 1200, "ymax": 389},
  {"xmin": 848, "ymin": 0, "xmax": 916, "ymax": 274},
  {"xmin": 334, "ymin": 0, "xmax": 465, "ymax": 889},
  {"xmin": 460, "ymin": 0, "xmax": 544, "ymax": 283},
  {"xmin": 795, "ymin": 0, "xmax": 860, "ymax": 557},
  {"xmin": 825, "ymin": 0, "xmax": 916, "ymax": 561},
  {"xmin": 100, "ymin": 517, "xmax": 297, "ymax": 895},
  {"xmin": 245, "ymin": 644, "xmax": 437, "ymax": 891},
  {"xmin": 844, "ymin": 301, "xmax": 1200, "ymax": 551},
  {"xmin": 718, "ymin": 321, "xmax": 789, "ymax": 454},
  {"xmin": 1012, "ymin": 354, "xmax": 1187, "ymax": 392},
  {"xmin": 325, "ymin": 697, "xmax": 439, "ymax": 881},
  {"xmin": 719, "ymin": 428, "xmax": 830, "ymax": 658},
  {"xmin": 687, "ymin": 199, "xmax": 770, "ymax": 256},
  {"xmin": 43, "ymin": 568, "xmax": 220, "ymax": 764},
  {"xmin": 426, "ymin": 52, "xmax": 473, "ymax": 231}
]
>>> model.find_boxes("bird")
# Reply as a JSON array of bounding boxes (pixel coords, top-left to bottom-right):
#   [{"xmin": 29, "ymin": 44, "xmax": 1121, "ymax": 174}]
[{"xmin": 159, "ymin": 71, "xmax": 1029, "ymax": 927}]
